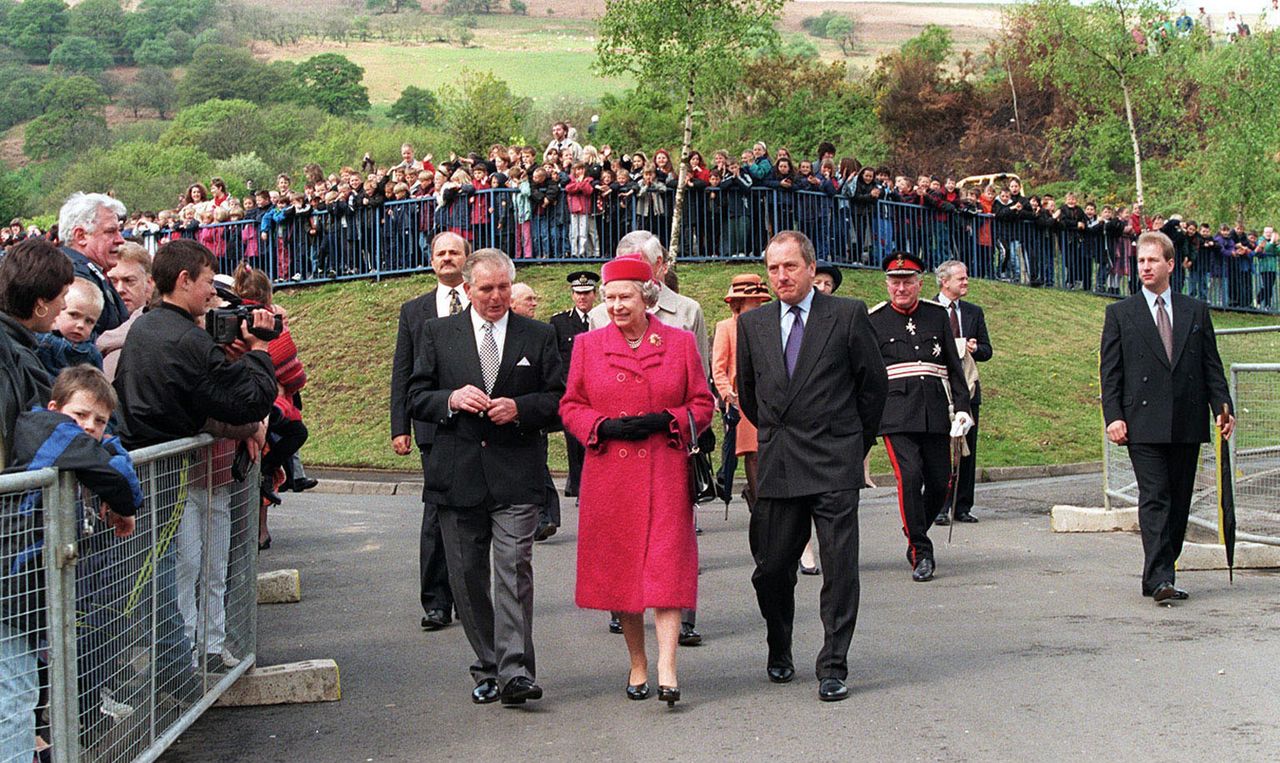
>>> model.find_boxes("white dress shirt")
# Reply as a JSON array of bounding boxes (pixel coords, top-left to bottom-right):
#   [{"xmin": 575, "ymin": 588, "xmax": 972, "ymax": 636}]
[
  {"xmin": 435, "ymin": 284, "xmax": 469, "ymax": 317},
  {"xmin": 469, "ymin": 308, "xmax": 509, "ymax": 366},
  {"xmin": 780, "ymin": 287, "xmax": 816, "ymax": 352},
  {"xmin": 1141, "ymin": 285, "xmax": 1173, "ymax": 327},
  {"xmin": 937, "ymin": 293, "xmax": 963, "ymax": 338}
]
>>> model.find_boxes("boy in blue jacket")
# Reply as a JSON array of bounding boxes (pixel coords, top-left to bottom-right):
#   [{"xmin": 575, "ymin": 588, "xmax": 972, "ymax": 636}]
[{"xmin": 1, "ymin": 365, "xmax": 141, "ymax": 762}]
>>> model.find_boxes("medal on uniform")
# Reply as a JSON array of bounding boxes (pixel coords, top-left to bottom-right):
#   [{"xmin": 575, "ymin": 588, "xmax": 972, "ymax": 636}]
[
  {"xmin": 932, "ymin": 341, "xmax": 941, "ymax": 357},
  {"xmin": 906, "ymin": 318, "xmax": 917, "ymax": 335}
]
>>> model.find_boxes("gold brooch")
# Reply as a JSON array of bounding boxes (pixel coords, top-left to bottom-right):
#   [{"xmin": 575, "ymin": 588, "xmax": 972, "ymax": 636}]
[{"xmin": 648, "ymin": 333, "xmax": 662, "ymax": 346}]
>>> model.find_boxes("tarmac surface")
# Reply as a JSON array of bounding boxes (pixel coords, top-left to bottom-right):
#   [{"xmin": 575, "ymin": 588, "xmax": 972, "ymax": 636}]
[{"xmin": 160, "ymin": 473, "xmax": 1280, "ymax": 762}]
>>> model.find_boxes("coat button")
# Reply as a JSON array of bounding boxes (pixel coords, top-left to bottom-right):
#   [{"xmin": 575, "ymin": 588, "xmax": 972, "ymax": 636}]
[
  {"xmin": 638, "ymin": 448, "xmax": 647, "ymax": 458},
  {"xmin": 620, "ymin": 410, "xmax": 628, "ymax": 416},
  {"xmin": 618, "ymin": 448, "xmax": 628, "ymax": 458},
  {"xmin": 617, "ymin": 373, "xmax": 626, "ymax": 382}
]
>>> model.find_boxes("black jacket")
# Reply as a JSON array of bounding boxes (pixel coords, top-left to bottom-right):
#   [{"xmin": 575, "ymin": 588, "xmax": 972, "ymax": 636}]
[
  {"xmin": 867, "ymin": 299, "xmax": 971, "ymax": 435},
  {"xmin": 737, "ymin": 290, "xmax": 888, "ymax": 499},
  {"xmin": 1100, "ymin": 292, "xmax": 1231, "ymax": 444},
  {"xmin": 112, "ymin": 302, "xmax": 277, "ymax": 449},
  {"xmin": 62, "ymin": 247, "xmax": 129, "ymax": 337},
  {"xmin": 390, "ymin": 287, "xmax": 447, "ymax": 446},
  {"xmin": 0, "ymin": 313, "xmax": 52, "ymax": 467}
]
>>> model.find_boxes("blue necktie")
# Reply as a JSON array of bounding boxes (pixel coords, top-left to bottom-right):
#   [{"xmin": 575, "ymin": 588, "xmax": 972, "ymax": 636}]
[{"xmin": 784, "ymin": 304, "xmax": 805, "ymax": 378}]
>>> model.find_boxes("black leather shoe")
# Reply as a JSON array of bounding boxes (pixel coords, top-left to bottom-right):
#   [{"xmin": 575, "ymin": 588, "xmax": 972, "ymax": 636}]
[
  {"xmin": 260, "ymin": 484, "xmax": 282, "ymax": 506},
  {"xmin": 534, "ymin": 522, "xmax": 558, "ymax": 542},
  {"xmin": 472, "ymin": 678, "xmax": 499, "ymax": 704},
  {"xmin": 1152, "ymin": 582, "xmax": 1188, "ymax": 603},
  {"xmin": 933, "ymin": 512, "xmax": 950, "ymax": 526},
  {"xmin": 658, "ymin": 685, "xmax": 680, "ymax": 707},
  {"xmin": 767, "ymin": 665, "xmax": 795, "ymax": 684},
  {"xmin": 955, "ymin": 513, "xmax": 979, "ymax": 523},
  {"xmin": 912, "ymin": 557, "xmax": 935, "ymax": 582},
  {"xmin": 500, "ymin": 676, "xmax": 543, "ymax": 705},
  {"xmin": 626, "ymin": 682, "xmax": 650, "ymax": 701},
  {"xmin": 678, "ymin": 623, "xmax": 702, "ymax": 646},
  {"xmin": 608, "ymin": 617, "xmax": 623, "ymax": 634},
  {"xmin": 421, "ymin": 609, "xmax": 451, "ymax": 630},
  {"xmin": 800, "ymin": 564, "xmax": 821, "ymax": 576},
  {"xmin": 293, "ymin": 477, "xmax": 319, "ymax": 492},
  {"xmin": 818, "ymin": 677, "xmax": 849, "ymax": 702}
]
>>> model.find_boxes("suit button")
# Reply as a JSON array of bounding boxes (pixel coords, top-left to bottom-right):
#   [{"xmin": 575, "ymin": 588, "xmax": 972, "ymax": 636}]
[
  {"xmin": 1141, "ymin": 401, "xmax": 1148, "ymax": 406},
  {"xmin": 618, "ymin": 448, "xmax": 628, "ymax": 458},
  {"xmin": 481, "ymin": 440, "xmax": 487, "ymax": 447},
  {"xmin": 1142, "ymin": 376, "xmax": 1148, "ymax": 382}
]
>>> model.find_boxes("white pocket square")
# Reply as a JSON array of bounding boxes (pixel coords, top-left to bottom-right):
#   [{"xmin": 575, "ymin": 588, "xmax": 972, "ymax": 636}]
[{"xmin": 516, "ymin": 356, "xmax": 531, "ymax": 367}]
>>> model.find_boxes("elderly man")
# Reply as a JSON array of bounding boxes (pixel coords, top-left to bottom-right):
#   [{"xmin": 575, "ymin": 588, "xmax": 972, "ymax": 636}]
[
  {"xmin": 58, "ymin": 192, "xmax": 129, "ymax": 337},
  {"xmin": 510, "ymin": 283, "xmax": 539, "ymax": 319},
  {"xmin": 97, "ymin": 242, "xmax": 154, "ymax": 381},
  {"xmin": 587, "ymin": 230, "xmax": 710, "ymax": 645},
  {"xmin": 391, "ymin": 232, "xmax": 471, "ymax": 632},
  {"xmin": 868, "ymin": 252, "xmax": 972, "ymax": 582},
  {"xmin": 408, "ymin": 249, "xmax": 563, "ymax": 706}
]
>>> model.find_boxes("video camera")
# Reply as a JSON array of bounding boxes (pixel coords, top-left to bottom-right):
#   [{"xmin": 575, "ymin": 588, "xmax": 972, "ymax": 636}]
[{"xmin": 204, "ymin": 305, "xmax": 282, "ymax": 345}]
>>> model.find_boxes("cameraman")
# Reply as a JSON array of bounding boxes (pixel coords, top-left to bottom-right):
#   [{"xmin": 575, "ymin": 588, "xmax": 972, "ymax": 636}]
[{"xmin": 114, "ymin": 239, "xmax": 278, "ymax": 448}]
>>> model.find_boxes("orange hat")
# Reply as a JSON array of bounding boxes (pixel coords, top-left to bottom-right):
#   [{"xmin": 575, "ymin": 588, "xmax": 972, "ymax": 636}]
[{"xmin": 724, "ymin": 274, "xmax": 772, "ymax": 303}]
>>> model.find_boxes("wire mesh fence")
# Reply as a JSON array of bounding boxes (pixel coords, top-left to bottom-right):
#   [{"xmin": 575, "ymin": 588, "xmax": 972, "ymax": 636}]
[{"xmin": 0, "ymin": 435, "xmax": 257, "ymax": 763}]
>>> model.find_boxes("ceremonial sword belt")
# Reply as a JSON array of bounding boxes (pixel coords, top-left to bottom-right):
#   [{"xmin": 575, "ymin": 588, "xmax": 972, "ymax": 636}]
[{"xmin": 884, "ymin": 361, "xmax": 948, "ymax": 381}]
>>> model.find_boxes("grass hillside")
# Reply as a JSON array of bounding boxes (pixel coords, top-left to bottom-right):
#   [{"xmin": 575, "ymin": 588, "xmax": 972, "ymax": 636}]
[{"xmin": 277, "ymin": 263, "xmax": 1280, "ymax": 473}]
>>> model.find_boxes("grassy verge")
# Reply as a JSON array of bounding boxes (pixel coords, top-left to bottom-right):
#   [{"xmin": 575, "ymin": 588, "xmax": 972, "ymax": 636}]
[{"xmin": 277, "ymin": 263, "xmax": 1280, "ymax": 473}]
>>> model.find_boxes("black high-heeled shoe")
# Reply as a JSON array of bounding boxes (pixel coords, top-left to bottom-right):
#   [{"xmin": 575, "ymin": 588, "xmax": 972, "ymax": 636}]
[
  {"xmin": 626, "ymin": 682, "xmax": 650, "ymax": 701},
  {"xmin": 658, "ymin": 685, "xmax": 680, "ymax": 707}
]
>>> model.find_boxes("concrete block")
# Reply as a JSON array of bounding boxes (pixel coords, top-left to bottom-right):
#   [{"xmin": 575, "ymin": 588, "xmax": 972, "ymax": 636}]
[
  {"xmin": 1177, "ymin": 541, "xmax": 1280, "ymax": 571},
  {"xmin": 258, "ymin": 569, "xmax": 301, "ymax": 604},
  {"xmin": 1050, "ymin": 505, "xmax": 1140, "ymax": 533},
  {"xmin": 396, "ymin": 481, "xmax": 424, "ymax": 496},
  {"xmin": 310, "ymin": 480, "xmax": 355, "ymax": 495},
  {"xmin": 214, "ymin": 660, "xmax": 341, "ymax": 707}
]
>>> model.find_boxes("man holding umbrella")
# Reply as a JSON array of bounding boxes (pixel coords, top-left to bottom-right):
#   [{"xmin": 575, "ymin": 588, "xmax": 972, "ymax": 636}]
[{"xmin": 1100, "ymin": 231, "xmax": 1234, "ymax": 604}]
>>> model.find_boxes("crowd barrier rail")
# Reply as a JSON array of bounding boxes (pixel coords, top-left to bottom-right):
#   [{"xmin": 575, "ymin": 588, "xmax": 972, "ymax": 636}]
[
  {"xmin": 133, "ymin": 188, "xmax": 1280, "ymax": 315},
  {"xmin": 0, "ymin": 435, "xmax": 258, "ymax": 762}
]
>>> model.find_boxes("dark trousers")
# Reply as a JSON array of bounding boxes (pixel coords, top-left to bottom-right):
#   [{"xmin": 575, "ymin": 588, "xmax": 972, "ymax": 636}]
[
  {"xmin": 564, "ymin": 432, "xmax": 585, "ymax": 497},
  {"xmin": 419, "ymin": 447, "xmax": 453, "ymax": 615},
  {"xmin": 883, "ymin": 432, "xmax": 950, "ymax": 565},
  {"xmin": 540, "ymin": 466, "xmax": 561, "ymax": 527},
  {"xmin": 1127, "ymin": 443, "xmax": 1200, "ymax": 594},
  {"xmin": 749, "ymin": 489, "xmax": 861, "ymax": 681},
  {"xmin": 942, "ymin": 404, "xmax": 980, "ymax": 516},
  {"xmin": 437, "ymin": 498, "xmax": 539, "ymax": 685}
]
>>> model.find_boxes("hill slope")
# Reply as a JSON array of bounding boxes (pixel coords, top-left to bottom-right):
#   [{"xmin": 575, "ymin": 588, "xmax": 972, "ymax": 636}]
[{"xmin": 276, "ymin": 263, "xmax": 1280, "ymax": 472}]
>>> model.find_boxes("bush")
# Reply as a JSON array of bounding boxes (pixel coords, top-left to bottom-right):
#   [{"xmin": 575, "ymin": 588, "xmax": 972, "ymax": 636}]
[
  {"xmin": 24, "ymin": 110, "xmax": 108, "ymax": 160},
  {"xmin": 510, "ymin": 0, "xmax": 527, "ymax": 14},
  {"xmin": 133, "ymin": 37, "xmax": 178, "ymax": 68},
  {"xmin": 49, "ymin": 139, "xmax": 214, "ymax": 212},
  {"xmin": 213, "ymin": 152, "xmax": 275, "ymax": 196},
  {"xmin": 439, "ymin": 70, "xmax": 530, "ymax": 154},
  {"xmin": 161, "ymin": 98, "xmax": 264, "ymax": 159}
]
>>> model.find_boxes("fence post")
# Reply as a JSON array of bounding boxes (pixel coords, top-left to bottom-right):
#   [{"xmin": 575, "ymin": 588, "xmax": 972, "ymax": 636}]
[{"xmin": 44, "ymin": 470, "xmax": 82, "ymax": 763}]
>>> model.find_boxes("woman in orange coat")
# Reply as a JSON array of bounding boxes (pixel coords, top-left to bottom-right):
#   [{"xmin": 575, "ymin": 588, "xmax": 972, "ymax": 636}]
[{"xmin": 710, "ymin": 274, "xmax": 771, "ymax": 509}]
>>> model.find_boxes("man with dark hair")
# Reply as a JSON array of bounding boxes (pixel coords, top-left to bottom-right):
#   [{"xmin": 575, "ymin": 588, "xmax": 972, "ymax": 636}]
[
  {"xmin": 1101, "ymin": 231, "xmax": 1233, "ymax": 604},
  {"xmin": 390, "ymin": 231, "xmax": 472, "ymax": 632}
]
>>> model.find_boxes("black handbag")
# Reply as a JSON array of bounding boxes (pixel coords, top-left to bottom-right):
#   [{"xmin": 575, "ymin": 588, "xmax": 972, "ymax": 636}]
[{"xmin": 686, "ymin": 410, "xmax": 719, "ymax": 505}]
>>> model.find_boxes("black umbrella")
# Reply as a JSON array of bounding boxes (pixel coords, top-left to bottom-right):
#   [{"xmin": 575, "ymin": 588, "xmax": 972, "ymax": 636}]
[
  {"xmin": 945, "ymin": 435, "xmax": 964, "ymax": 544},
  {"xmin": 1217, "ymin": 403, "xmax": 1237, "ymax": 583},
  {"xmin": 717, "ymin": 404, "xmax": 740, "ymax": 518}
]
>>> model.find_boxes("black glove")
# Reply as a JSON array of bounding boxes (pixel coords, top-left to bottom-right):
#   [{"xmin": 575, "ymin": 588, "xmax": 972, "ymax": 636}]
[
  {"xmin": 629, "ymin": 412, "xmax": 674, "ymax": 435},
  {"xmin": 598, "ymin": 417, "xmax": 648, "ymax": 441}
]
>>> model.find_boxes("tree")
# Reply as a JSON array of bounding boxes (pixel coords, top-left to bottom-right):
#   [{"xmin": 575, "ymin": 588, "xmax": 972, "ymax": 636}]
[
  {"xmin": 38, "ymin": 75, "xmax": 108, "ymax": 113},
  {"xmin": 1026, "ymin": 0, "xmax": 1170, "ymax": 207},
  {"xmin": 25, "ymin": 75, "xmax": 109, "ymax": 160},
  {"xmin": 388, "ymin": 85, "xmax": 440, "ymax": 127},
  {"xmin": 178, "ymin": 44, "xmax": 280, "ymax": 106},
  {"xmin": 0, "ymin": 71, "xmax": 50, "ymax": 130},
  {"xmin": 823, "ymin": 16, "xmax": 858, "ymax": 56},
  {"xmin": 135, "ymin": 65, "xmax": 177, "ymax": 118},
  {"xmin": 161, "ymin": 98, "xmax": 265, "ymax": 159},
  {"xmin": 49, "ymin": 35, "xmax": 112, "ymax": 74},
  {"xmin": 136, "ymin": 0, "xmax": 215, "ymax": 34},
  {"xmin": 133, "ymin": 37, "xmax": 178, "ymax": 68},
  {"xmin": 439, "ymin": 69, "xmax": 528, "ymax": 153},
  {"xmin": 510, "ymin": 0, "xmax": 527, "ymax": 14},
  {"xmin": 67, "ymin": 0, "xmax": 126, "ymax": 59},
  {"xmin": 6, "ymin": 0, "xmax": 69, "ymax": 64},
  {"xmin": 595, "ymin": 0, "xmax": 784, "ymax": 260},
  {"xmin": 290, "ymin": 53, "xmax": 370, "ymax": 116}
]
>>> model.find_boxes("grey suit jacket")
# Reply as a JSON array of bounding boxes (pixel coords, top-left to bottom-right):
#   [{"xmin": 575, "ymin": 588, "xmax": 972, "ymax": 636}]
[{"xmin": 736, "ymin": 290, "xmax": 888, "ymax": 499}]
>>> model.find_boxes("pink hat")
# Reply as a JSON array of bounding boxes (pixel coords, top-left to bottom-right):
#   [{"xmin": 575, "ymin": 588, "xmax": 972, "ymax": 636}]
[{"xmin": 601, "ymin": 254, "xmax": 653, "ymax": 284}]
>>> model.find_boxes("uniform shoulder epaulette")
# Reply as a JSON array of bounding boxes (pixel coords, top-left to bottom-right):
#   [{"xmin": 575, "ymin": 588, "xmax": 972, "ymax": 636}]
[
  {"xmin": 868, "ymin": 301, "xmax": 887, "ymax": 313},
  {"xmin": 919, "ymin": 298, "xmax": 944, "ymax": 309},
  {"xmin": 552, "ymin": 309, "xmax": 571, "ymax": 317}
]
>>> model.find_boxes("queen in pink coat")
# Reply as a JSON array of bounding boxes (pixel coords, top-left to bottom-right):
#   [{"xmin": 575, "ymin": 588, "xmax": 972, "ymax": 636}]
[{"xmin": 559, "ymin": 254, "xmax": 713, "ymax": 707}]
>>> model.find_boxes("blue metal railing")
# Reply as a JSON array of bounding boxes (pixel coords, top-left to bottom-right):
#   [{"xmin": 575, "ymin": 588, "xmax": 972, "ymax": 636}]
[{"xmin": 130, "ymin": 188, "xmax": 1279, "ymax": 314}]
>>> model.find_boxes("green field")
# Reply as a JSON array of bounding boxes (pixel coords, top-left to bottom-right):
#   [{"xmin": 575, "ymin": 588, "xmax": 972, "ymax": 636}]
[
  {"xmin": 270, "ymin": 18, "xmax": 631, "ymax": 105},
  {"xmin": 276, "ymin": 263, "xmax": 1280, "ymax": 474}
]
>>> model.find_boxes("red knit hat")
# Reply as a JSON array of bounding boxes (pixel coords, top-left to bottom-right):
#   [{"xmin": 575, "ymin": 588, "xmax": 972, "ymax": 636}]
[{"xmin": 601, "ymin": 254, "xmax": 653, "ymax": 284}]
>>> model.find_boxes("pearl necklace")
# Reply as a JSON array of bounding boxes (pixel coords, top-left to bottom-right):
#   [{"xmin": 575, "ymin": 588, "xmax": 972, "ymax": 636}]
[{"xmin": 625, "ymin": 335, "xmax": 643, "ymax": 349}]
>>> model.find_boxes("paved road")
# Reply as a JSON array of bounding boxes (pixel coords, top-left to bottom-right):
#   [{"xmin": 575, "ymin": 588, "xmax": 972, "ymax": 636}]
[{"xmin": 161, "ymin": 475, "xmax": 1280, "ymax": 762}]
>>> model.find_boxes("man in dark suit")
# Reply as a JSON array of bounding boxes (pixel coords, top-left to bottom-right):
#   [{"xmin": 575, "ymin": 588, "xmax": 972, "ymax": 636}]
[
  {"xmin": 390, "ymin": 231, "xmax": 470, "ymax": 631},
  {"xmin": 736, "ymin": 230, "xmax": 887, "ymax": 702},
  {"xmin": 549, "ymin": 271, "xmax": 598, "ymax": 499},
  {"xmin": 408, "ymin": 248, "xmax": 564, "ymax": 705},
  {"xmin": 1100, "ymin": 230, "xmax": 1233, "ymax": 604},
  {"xmin": 934, "ymin": 260, "xmax": 993, "ymax": 524}
]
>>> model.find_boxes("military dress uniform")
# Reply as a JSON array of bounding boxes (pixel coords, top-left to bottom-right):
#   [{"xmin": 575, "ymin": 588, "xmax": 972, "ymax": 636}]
[
  {"xmin": 868, "ymin": 253, "xmax": 971, "ymax": 579},
  {"xmin": 549, "ymin": 271, "xmax": 598, "ymax": 497}
]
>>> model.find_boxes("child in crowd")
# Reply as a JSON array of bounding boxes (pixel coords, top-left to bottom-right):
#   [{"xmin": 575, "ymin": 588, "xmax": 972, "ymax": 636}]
[
  {"xmin": 36, "ymin": 277, "xmax": 105, "ymax": 376},
  {"xmin": 529, "ymin": 167, "xmax": 560, "ymax": 258},
  {"xmin": 1, "ymin": 365, "xmax": 141, "ymax": 761},
  {"xmin": 564, "ymin": 162, "xmax": 597, "ymax": 258},
  {"xmin": 595, "ymin": 168, "xmax": 617, "ymax": 256},
  {"xmin": 385, "ymin": 183, "xmax": 416, "ymax": 270},
  {"xmin": 509, "ymin": 166, "xmax": 533, "ymax": 258}
]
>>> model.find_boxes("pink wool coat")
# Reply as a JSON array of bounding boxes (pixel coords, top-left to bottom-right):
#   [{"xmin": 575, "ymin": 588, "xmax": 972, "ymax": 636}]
[{"xmin": 560, "ymin": 315, "xmax": 715, "ymax": 613}]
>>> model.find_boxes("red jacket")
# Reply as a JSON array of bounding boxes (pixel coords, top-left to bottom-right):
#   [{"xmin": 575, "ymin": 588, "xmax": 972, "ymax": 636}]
[
  {"xmin": 564, "ymin": 178, "xmax": 596, "ymax": 215},
  {"xmin": 559, "ymin": 316, "xmax": 714, "ymax": 613}
]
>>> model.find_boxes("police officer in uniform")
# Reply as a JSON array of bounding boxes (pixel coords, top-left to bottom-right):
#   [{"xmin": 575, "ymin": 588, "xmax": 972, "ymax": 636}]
[
  {"xmin": 549, "ymin": 271, "xmax": 599, "ymax": 498},
  {"xmin": 867, "ymin": 252, "xmax": 973, "ymax": 582}
]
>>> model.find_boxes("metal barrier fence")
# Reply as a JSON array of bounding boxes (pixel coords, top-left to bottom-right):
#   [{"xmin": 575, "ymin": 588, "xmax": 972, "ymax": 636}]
[
  {"xmin": 132, "ymin": 189, "xmax": 1280, "ymax": 315},
  {"xmin": 1103, "ymin": 362, "xmax": 1280, "ymax": 546},
  {"xmin": 0, "ymin": 435, "xmax": 258, "ymax": 763}
]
